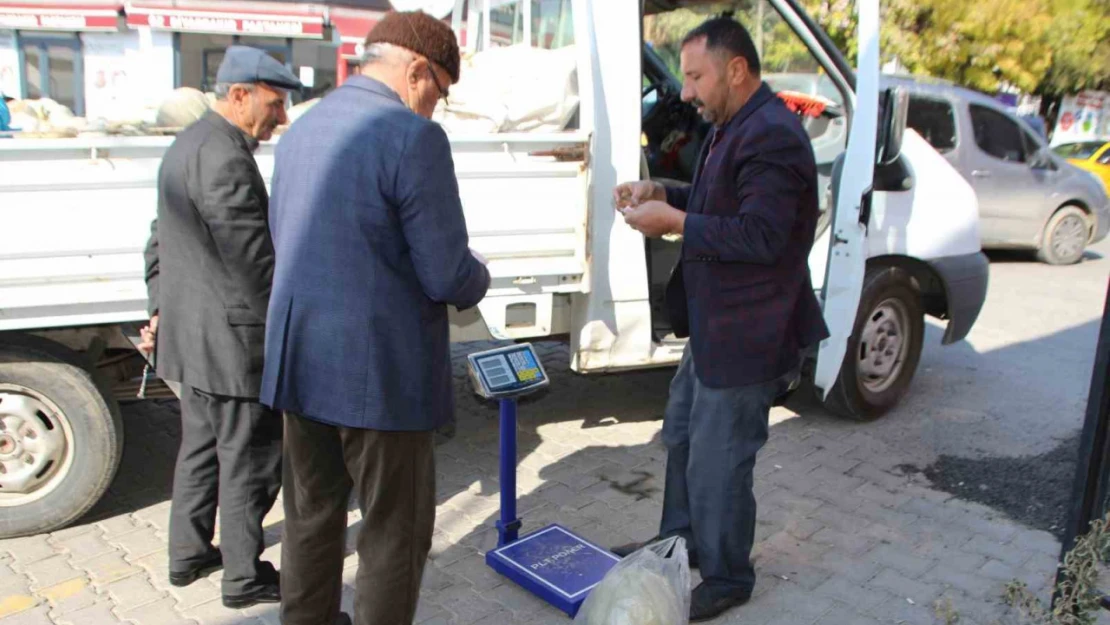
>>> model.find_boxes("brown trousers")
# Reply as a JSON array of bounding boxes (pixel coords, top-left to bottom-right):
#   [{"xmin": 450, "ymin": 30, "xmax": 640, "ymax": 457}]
[{"xmin": 280, "ymin": 412, "xmax": 436, "ymax": 625}]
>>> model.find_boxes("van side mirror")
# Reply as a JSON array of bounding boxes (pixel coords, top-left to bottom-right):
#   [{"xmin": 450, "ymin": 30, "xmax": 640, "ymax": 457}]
[
  {"xmin": 1030, "ymin": 150, "xmax": 1055, "ymax": 171},
  {"xmin": 876, "ymin": 87, "xmax": 909, "ymax": 167}
]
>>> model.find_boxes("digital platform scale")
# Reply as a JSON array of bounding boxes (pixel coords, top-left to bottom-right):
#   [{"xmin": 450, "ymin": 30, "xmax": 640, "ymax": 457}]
[{"xmin": 466, "ymin": 344, "xmax": 620, "ymax": 617}]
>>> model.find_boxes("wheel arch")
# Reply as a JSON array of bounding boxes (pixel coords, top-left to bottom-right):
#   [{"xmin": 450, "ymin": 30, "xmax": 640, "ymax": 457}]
[
  {"xmin": 865, "ymin": 255, "xmax": 942, "ymax": 319},
  {"xmin": 1037, "ymin": 200, "xmax": 1094, "ymax": 248}
]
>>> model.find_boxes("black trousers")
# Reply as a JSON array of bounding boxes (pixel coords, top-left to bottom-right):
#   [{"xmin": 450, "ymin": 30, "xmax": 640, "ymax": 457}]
[
  {"xmin": 168, "ymin": 384, "xmax": 283, "ymax": 595},
  {"xmin": 280, "ymin": 411, "xmax": 436, "ymax": 625}
]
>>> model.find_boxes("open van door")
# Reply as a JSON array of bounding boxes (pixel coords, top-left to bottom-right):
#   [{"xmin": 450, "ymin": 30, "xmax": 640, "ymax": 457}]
[{"xmin": 812, "ymin": 0, "xmax": 879, "ymax": 398}]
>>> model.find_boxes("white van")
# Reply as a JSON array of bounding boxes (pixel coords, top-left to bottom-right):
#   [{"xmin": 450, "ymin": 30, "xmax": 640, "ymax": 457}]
[{"xmin": 0, "ymin": 0, "xmax": 986, "ymax": 538}]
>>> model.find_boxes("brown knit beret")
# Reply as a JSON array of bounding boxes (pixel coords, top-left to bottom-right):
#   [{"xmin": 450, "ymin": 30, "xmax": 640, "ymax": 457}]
[{"xmin": 364, "ymin": 11, "xmax": 461, "ymax": 84}]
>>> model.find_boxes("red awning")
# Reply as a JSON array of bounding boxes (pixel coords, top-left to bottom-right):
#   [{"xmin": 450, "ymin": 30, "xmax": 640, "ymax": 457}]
[
  {"xmin": 329, "ymin": 7, "xmax": 381, "ymax": 59},
  {"xmin": 125, "ymin": 1, "xmax": 325, "ymax": 38},
  {"xmin": 0, "ymin": 2, "xmax": 122, "ymax": 31}
]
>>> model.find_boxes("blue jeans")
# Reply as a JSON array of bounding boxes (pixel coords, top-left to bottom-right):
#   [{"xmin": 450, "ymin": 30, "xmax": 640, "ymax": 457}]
[{"xmin": 660, "ymin": 348, "xmax": 794, "ymax": 594}]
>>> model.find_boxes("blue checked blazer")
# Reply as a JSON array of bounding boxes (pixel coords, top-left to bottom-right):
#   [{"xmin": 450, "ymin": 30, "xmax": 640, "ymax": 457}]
[
  {"xmin": 665, "ymin": 82, "xmax": 830, "ymax": 388},
  {"xmin": 261, "ymin": 76, "xmax": 490, "ymax": 430}
]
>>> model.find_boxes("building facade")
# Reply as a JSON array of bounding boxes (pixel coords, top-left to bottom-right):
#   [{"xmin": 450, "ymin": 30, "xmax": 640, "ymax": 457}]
[{"xmin": 0, "ymin": 0, "xmax": 389, "ymax": 119}]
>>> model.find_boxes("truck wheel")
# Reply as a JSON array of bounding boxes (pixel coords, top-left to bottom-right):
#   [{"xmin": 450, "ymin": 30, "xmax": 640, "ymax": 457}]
[
  {"xmin": 1037, "ymin": 206, "xmax": 1089, "ymax": 265},
  {"xmin": 0, "ymin": 334, "xmax": 123, "ymax": 538},
  {"xmin": 822, "ymin": 267, "xmax": 925, "ymax": 421}
]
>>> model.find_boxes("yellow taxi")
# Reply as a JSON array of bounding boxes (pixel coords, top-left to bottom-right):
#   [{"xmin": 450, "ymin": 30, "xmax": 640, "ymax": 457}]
[{"xmin": 1053, "ymin": 140, "xmax": 1110, "ymax": 191}]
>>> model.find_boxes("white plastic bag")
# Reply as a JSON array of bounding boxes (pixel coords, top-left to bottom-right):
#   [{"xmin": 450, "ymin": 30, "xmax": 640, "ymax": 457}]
[{"xmin": 574, "ymin": 536, "xmax": 691, "ymax": 625}]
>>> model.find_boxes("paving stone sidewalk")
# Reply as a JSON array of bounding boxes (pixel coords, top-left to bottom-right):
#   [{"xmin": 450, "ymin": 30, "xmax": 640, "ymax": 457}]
[{"xmin": 0, "ymin": 343, "xmax": 1061, "ymax": 625}]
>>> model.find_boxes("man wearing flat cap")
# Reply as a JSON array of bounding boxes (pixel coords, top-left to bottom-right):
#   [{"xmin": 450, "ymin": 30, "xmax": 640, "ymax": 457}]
[
  {"xmin": 262, "ymin": 10, "xmax": 489, "ymax": 625},
  {"xmin": 141, "ymin": 45, "xmax": 301, "ymax": 609}
]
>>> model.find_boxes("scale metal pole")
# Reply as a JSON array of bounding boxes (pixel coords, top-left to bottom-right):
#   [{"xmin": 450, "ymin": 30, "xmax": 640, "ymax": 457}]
[{"xmin": 497, "ymin": 398, "xmax": 522, "ymax": 546}]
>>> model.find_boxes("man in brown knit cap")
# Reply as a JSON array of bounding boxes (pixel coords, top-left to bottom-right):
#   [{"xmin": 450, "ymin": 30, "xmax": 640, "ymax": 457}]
[{"xmin": 264, "ymin": 10, "xmax": 489, "ymax": 625}]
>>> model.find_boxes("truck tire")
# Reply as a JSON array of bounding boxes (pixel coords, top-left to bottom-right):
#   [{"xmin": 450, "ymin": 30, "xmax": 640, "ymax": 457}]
[
  {"xmin": 0, "ymin": 334, "xmax": 124, "ymax": 538},
  {"xmin": 1037, "ymin": 205, "xmax": 1089, "ymax": 266},
  {"xmin": 822, "ymin": 267, "xmax": 925, "ymax": 421}
]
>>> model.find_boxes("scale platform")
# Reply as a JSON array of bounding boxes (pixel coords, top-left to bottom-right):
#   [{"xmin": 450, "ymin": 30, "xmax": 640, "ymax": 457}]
[
  {"xmin": 486, "ymin": 524, "xmax": 620, "ymax": 617},
  {"xmin": 466, "ymin": 343, "xmax": 622, "ymax": 617}
]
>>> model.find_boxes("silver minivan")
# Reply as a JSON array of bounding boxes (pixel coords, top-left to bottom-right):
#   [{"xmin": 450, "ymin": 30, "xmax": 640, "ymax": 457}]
[{"xmin": 885, "ymin": 75, "xmax": 1110, "ymax": 265}]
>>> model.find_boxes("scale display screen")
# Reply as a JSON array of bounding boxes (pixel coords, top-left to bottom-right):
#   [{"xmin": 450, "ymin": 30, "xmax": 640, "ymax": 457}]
[{"xmin": 467, "ymin": 343, "xmax": 549, "ymax": 399}]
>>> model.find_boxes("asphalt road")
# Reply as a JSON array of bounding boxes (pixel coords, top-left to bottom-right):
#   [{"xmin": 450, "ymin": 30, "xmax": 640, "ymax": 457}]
[{"xmin": 801, "ymin": 237, "xmax": 1110, "ymax": 535}]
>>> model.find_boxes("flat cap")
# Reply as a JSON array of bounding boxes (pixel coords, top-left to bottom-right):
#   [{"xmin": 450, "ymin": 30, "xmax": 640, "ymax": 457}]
[
  {"xmin": 216, "ymin": 45, "xmax": 303, "ymax": 91},
  {"xmin": 365, "ymin": 11, "xmax": 460, "ymax": 83}
]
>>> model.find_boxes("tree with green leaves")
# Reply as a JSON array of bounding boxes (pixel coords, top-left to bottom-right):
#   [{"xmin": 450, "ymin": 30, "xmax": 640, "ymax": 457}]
[
  {"xmin": 1038, "ymin": 0, "xmax": 1110, "ymax": 96},
  {"xmin": 644, "ymin": 0, "xmax": 1106, "ymax": 104}
]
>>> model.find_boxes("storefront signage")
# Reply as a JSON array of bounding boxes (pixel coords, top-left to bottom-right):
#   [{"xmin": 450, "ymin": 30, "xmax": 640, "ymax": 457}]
[
  {"xmin": 0, "ymin": 10, "xmax": 119, "ymax": 31},
  {"xmin": 129, "ymin": 11, "xmax": 324, "ymax": 38}
]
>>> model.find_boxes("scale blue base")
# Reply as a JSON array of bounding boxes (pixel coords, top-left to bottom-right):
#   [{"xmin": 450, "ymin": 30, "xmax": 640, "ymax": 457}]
[
  {"xmin": 483, "ymin": 394, "xmax": 621, "ymax": 618},
  {"xmin": 486, "ymin": 524, "xmax": 620, "ymax": 617}
]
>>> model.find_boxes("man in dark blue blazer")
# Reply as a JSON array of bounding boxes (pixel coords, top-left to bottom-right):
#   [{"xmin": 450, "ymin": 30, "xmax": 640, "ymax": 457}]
[
  {"xmin": 612, "ymin": 18, "xmax": 830, "ymax": 622},
  {"xmin": 261, "ymin": 12, "xmax": 489, "ymax": 625}
]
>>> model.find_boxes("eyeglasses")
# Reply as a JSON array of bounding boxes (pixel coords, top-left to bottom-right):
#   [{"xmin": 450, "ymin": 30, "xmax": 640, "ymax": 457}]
[{"xmin": 427, "ymin": 65, "xmax": 449, "ymax": 103}]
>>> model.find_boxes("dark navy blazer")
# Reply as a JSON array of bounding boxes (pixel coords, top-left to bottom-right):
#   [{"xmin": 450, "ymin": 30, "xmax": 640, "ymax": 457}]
[
  {"xmin": 665, "ymin": 82, "xmax": 830, "ymax": 388},
  {"xmin": 261, "ymin": 76, "xmax": 490, "ymax": 430}
]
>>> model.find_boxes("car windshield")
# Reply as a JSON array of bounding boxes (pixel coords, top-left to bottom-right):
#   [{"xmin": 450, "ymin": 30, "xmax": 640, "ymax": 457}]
[{"xmin": 1052, "ymin": 141, "xmax": 1105, "ymax": 160}]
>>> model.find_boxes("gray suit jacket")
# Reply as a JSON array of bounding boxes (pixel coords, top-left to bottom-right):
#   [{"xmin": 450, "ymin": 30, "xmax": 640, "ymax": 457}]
[{"xmin": 144, "ymin": 110, "xmax": 274, "ymax": 398}]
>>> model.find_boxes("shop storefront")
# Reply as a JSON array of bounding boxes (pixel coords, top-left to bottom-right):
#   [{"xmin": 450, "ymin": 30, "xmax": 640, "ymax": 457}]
[
  {"xmin": 0, "ymin": 2, "xmax": 124, "ymax": 115},
  {"xmin": 126, "ymin": 1, "xmax": 336, "ymax": 102},
  {"xmin": 0, "ymin": 0, "xmax": 391, "ymax": 119}
]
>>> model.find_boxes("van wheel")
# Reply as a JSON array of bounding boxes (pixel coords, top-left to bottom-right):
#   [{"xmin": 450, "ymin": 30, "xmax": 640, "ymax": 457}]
[
  {"xmin": 1037, "ymin": 206, "xmax": 1089, "ymax": 265},
  {"xmin": 822, "ymin": 267, "xmax": 925, "ymax": 421},
  {"xmin": 0, "ymin": 334, "xmax": 123, "ymax": 538}
]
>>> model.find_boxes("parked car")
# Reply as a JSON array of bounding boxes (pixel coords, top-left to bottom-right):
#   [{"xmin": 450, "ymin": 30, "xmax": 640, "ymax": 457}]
[
  {"xmin": 885, "ymin": 75, "xmax": 1110, "ymax": 265},
  {"xmin": 1052, "ymin": 140, "xmax": 1110, "ymax": 192}
]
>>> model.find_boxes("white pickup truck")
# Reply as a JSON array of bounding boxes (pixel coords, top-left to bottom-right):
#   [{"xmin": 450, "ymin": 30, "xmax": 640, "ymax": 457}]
[{"xmin": 0, "ymin": 0, "xmax": 988, "ymax": 538}]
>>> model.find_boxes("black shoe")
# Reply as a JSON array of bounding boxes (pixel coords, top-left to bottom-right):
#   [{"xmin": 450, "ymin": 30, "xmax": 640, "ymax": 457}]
[
  {"xmin": 611, "ymin": 537, "xmax": 699, "ymax": 568},
  {"xmin": 334, "ymin": 612, "xmax": 352, "ymax": 625},
  {"xmin": 222, "ymin": 570, "xmax": 281, "ymax": 609},
  {"xmin": 169, "ymin": 551, "xmax": 223, "ymax": 588},
  {"xmin": 222, "ymin": 582, "xmax": 281, "ymax": 609},
  {"xmin": 689, "ymin": 582, "xmax": 752, "ymax": 622},
  {"xmin": 611, "ymin": 538, "xmax": 651, "ymax": 558}
]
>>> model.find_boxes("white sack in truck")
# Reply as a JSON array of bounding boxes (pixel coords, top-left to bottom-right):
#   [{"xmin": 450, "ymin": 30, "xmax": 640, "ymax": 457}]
[{"xmin": 433, "ymin": 44, "xmax": 579, "ymax": 134}]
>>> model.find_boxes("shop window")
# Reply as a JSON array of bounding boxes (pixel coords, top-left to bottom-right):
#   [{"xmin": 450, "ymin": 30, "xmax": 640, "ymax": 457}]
[
  {"xmin": 177, "ymin": 33, "xmax": 234, "ymax": 92},
  {"xmin": 20, "ymin": 34, "xmax": 83, "ymax": 115},
  {"xmin": 178, "ymin": 34, "xmax": 308, "ymax": 101},
  {"xmin": 291, "ymin": 39, "xmax": 337, "ymax": 100}
]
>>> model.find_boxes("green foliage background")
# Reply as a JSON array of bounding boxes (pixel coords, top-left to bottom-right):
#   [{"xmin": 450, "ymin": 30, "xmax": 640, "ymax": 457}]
[{"xmin": 643, "ymin": 0, "xmax": 1110, "ymax": 99}]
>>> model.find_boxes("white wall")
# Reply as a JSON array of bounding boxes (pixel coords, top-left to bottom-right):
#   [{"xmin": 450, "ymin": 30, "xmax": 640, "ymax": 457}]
[
  {"xmin": 0, "ymin": 30, "xmax": 19, "ymax": 98},
  {"xmin": 81, "ymin": 29, "xmax": 174, "ymax": 122}
]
